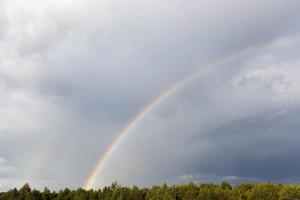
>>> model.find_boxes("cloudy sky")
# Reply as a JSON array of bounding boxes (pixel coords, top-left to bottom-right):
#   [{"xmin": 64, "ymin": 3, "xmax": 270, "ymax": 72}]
[{"xmin": 1, "ymin": 0, "xmax": 300, "ymax": 191}]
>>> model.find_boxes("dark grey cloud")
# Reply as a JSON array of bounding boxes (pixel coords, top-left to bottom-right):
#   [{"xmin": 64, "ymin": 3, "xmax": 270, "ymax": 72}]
[
  {"xmin": 100, "ymin": 44, "xmax": 300, "ymax": 187},
  {"xmin": 0, "ymin": 0, "xmax": 300, "ymax": 191},
  {"xmin": 189, "ymin": 108, "xmax": 300, "ymax": 180}
]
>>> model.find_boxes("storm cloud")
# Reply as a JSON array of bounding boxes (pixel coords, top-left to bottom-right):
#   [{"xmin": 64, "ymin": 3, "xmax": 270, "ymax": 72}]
[{"xmin": 0, "ymin": 0, "xmax": 300, "ymax": 191}]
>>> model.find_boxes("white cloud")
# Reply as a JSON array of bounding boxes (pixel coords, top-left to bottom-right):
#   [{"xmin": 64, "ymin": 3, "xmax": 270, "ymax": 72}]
[{"xmin": 0, "ymin": 158, "xmax": 17, "ymax": 176}]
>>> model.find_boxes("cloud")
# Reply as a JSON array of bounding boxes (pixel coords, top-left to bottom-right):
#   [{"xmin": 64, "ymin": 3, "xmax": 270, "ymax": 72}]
[
  {"xmin": 0, "ymin": 158, "xmax": 16, "ymax": 176},
  {"xmin": 100, "ymin": 43, "xmax": 300, "ymax": 186},
  {"xmin": 174, "ymin": 174, "xmax": 261, "ymax": 185},
  {"xmin": 0, "ymin": 0, "xmax": 300, "ymax": 190}
]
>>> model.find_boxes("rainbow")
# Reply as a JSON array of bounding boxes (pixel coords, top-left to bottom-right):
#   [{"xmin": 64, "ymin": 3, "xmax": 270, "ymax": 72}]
[{"xmin": 81, "ymin": 35, "xmax": 300, "ymax": 189}]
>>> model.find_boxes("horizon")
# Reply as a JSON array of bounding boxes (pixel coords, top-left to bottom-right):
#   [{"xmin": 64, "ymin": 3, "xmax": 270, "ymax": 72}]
[{"xmin": 0, "ymin": 0, "xmax": 300, "ymax": 191}]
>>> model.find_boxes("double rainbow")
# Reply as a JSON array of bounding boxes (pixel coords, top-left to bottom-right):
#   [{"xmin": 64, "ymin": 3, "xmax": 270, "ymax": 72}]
[{"xmin": 65, "ymin": 35, "xmax": 299, "ymax": 190}]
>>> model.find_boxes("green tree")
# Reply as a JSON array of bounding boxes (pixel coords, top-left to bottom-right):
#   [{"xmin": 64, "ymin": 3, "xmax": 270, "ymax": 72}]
[
  {"xmin": 197, "ymin": 183, "xmax": 217, "ymax": 200},
  {"xmin": 146, "ymin": 184, "xmax": 176, "ymax": 200},
  {"xmin": 19, "ymin": 183, "xmax": 33, "ymax": 200},
  {"xmin": 0, "ymin": 188, "xmax": 19, "ymax": 200},
  {"xmin": 279, "ymin": 185, "xmax": 300, "ymax": 200},
  {"xmin": 42, "ymin": 187, "xmax": 52, "ymax": 200},
  {"xmin": 229, "ymin": 183, "xmax": 254, "ymax": 200},
  {"xmin": 221, "ymin": 182, "xmax": 232, "ymax": 191},
  {"xmin": 128, "ymin": 186, "xmax": 145, "ymax": 200},
  {"xmin": 248, "ymin": 183, "xmax": 279, "ymax": 200},
  {"xmin": 177, "ymin": 182, "xmax": 199, "ymax": 200}
]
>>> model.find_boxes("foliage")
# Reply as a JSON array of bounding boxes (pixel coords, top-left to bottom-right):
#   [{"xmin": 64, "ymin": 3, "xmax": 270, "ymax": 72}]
[{"xmin": 1, "ymin": 182, "xmax": 300, "ymax": 200}]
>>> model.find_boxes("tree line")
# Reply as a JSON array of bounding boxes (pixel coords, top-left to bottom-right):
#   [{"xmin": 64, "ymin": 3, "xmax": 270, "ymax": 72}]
[{"xmin": 1, "ymin": 182, "xmax": 300, "ymax": 200}]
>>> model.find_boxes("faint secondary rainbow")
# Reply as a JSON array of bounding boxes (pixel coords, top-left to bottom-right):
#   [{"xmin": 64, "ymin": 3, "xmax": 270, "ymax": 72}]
[{"xmin": 84, "ymin": 35, "xmax": 300, "ymax": 190}]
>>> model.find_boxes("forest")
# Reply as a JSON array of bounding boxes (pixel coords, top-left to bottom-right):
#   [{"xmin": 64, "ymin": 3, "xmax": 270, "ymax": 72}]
[{"xmin": 1, "ymin": 182, "xmax": 300, "ymax": 200}]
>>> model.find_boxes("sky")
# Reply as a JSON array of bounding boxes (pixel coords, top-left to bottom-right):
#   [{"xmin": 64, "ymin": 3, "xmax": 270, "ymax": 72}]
[{"xmin": 0, "ymin": 0, "xmax": 300, "ymax": 191}]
